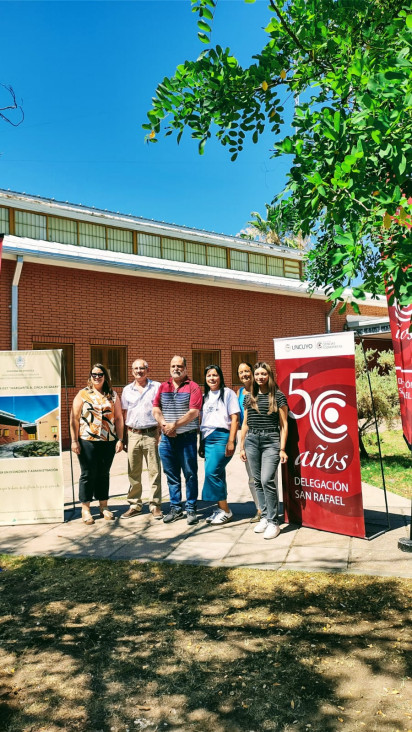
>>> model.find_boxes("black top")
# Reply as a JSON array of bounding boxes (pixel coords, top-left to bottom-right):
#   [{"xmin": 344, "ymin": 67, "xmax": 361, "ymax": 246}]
[{"xmin": 244, "ymin": 391, "xmax": 288, "ymax": 432}]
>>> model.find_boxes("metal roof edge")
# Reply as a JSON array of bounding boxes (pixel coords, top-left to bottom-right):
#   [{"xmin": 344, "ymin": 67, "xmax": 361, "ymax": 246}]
[
  {"xmin": 0, "ymin": 188, "xmax": 303, "ymax": 259},
  {"xmin": 2, "ymin": 235, "xmax": 321, "ymax": 300}
]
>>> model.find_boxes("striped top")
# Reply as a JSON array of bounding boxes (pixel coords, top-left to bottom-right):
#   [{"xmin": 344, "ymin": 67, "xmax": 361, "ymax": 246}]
[
  {"xmin": 153, "ymin": 377, "xmax": 202, "ymax": 434},
  {"xmin": 244, "ymin": 391, "xmax": 288, "ymax": 434},
  {"xmin": 78, "ymin": 388, "xmax": 117, "ymax": 441}
]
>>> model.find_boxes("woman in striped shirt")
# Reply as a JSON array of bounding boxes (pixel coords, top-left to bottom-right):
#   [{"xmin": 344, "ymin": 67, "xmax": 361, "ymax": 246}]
[{"xmin": 239, "ymin": 362, "xmax": 288, "ymax": 540}]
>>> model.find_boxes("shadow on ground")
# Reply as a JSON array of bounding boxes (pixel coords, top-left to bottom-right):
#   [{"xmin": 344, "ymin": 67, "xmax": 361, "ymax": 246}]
[{"xmin": 0, "ymin": 557, "xmax": 411, "ymax": 732}]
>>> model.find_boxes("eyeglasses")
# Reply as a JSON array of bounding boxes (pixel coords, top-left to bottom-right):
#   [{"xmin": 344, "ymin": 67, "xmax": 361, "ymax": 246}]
[
  {"xmin": 133, "ymin": 367, "xmax": 147, "ymax": 372},
  {"xmin": 91, "ymin": 372, "xmax": 104, "ymax": 379}
]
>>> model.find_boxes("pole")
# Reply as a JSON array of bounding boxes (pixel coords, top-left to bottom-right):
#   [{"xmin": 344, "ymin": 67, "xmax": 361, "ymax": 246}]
[{"xmin": 358, "ymin": 334, "xmax": 390, "ymax": 531}]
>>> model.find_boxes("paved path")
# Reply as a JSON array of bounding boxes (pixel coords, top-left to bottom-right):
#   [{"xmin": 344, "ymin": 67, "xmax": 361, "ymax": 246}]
[{"xmin": 1, "ymin": 450, "xmax": 411, "ymax": 578}]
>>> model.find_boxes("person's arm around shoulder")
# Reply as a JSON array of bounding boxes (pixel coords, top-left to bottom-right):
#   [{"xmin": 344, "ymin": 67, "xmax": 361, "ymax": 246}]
[
  {"xmin": 113, "ymin": 394, "xmax": 124, "ymax": 453},
  {"xmin": 70, "ymin": 392, "xmax": 83, "ymax": 455}
]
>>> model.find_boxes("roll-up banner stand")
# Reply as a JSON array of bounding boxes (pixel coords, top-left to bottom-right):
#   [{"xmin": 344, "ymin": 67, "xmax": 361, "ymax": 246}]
[
  {"xmin": 0, "ymin": 350, "xmax": 64, "ymax": 525},
  {"xmin": 274, "ymin": 332, "xmax": 366, "ymax": 538}
]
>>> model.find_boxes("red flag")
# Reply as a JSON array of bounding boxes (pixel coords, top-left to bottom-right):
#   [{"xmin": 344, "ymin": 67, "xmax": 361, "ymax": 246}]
[
  {"xmin": 386, "ymin": 299, "xmax": 412, "ymax": 450},
  {"xmin": 384, "ymin": 197, "xmax": 412, "ymax": 450}
]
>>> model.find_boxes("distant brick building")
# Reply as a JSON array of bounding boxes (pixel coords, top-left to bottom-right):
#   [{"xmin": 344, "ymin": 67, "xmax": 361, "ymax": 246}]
[
  {"xmin": 0, "ymin": 411, "xmax": 35, "ymax": 444},
  {"xmin": 0, "ymin": 189, "xmax": 389, "ymax": 445}
]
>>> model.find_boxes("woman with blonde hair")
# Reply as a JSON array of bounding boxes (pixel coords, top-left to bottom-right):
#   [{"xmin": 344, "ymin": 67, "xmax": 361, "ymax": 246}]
[
  {"xmin": 70, "ymin": 364, "xmax": 124, "ymax": 524},
  {"xmin": 239, "ymin": 362, "xmax": 288, "ymax": 540}
]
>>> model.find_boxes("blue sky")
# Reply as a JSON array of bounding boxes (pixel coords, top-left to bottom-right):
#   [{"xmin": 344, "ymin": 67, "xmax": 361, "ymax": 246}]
[
  {"xmin": 0, "ymin": 0, "xmax": 294, "ymax": 237},
  {"xmin": 0, "ymin": 395, "xmax": 58, "ymax": 423}
]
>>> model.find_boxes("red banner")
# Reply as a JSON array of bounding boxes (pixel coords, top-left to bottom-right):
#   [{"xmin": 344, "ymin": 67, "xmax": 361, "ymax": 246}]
[
  {"xmin": 274, "ymin": 332, "xmax": 365, "ymax": 538},
  {"xmin": 386, "ymin": 300, "xmax": 412, "ymax": 450}
]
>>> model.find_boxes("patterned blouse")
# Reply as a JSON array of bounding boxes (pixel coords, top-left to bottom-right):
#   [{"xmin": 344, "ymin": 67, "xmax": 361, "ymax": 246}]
[{"xmin": 78, "ymin": 388, "xmax": 117, "ymax": 441}]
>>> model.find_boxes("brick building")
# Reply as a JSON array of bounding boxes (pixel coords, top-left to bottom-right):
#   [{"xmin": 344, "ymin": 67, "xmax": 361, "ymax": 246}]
[{"xmin": 0, "ymin": 189, "xmax": 389, "ymax": 445}]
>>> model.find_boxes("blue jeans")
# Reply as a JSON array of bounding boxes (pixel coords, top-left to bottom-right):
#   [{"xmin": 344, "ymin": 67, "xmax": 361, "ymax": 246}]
[
  {"xmin": 245, "ymin": 431, "xmax": 280, "ymax": 524},
  {"xmin": 158, "ymin": 431, "xmax": 198, "ymax": 511}
]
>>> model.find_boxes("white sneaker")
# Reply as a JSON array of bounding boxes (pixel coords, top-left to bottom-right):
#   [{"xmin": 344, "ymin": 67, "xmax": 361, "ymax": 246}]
[
  {"xmin": 210, "ymin": 510, "xmax": 233, "ymax": 525},
  {"xmin": 254, "ymin": 518, "xmax": 268, "ymax": 533},
  {"xmin": 206, "ymin": 508, "xmax": 222, "ymax": 524},
  {"xmin": 264, "ymin": 523, "xmax": 280, "ymax": 540}
]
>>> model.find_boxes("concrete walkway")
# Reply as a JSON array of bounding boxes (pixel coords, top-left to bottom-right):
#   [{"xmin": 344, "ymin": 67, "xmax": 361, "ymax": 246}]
[{"xmin": 1, "ymin": 449, "xmax": 411, "ymax": 578}]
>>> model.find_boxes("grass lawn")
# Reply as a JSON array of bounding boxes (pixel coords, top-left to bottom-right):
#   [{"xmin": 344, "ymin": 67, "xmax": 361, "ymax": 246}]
[
  {"xmin": 0, "ymin": 556, "xmax": 411, "ymax": 732},
  {"xmin": 361, "ymin": 430, "xmax": 411, "ymax": 500}
]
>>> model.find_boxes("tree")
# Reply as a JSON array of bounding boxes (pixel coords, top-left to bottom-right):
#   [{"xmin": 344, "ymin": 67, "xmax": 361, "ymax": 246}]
[
  {"xmin": 355, "ymin": 344, "xmax": 399, "ymax": 457},
  {"xmin": 238, "ymin": 202, "xmax": 309, "ymax": 248},
  {"xmin": 145, "ymin": 0, "xmax": 412, "ymax": 310}
]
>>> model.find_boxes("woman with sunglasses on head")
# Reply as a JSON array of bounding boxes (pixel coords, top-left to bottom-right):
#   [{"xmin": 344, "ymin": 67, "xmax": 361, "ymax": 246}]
[
  {"xmin": 239, "ymin": 362, "xmax": 288, "ymax": 540},
  {"xmin": 70, "ymin": 364, "xmax": 124, "ymax": 525},
  {"xmin": 200, "ymin": 365, "xmax": 240, "ymax": 525},
  {"xmin": 237, "ymin": 362, "xmax": 261, "ymax": 523}
]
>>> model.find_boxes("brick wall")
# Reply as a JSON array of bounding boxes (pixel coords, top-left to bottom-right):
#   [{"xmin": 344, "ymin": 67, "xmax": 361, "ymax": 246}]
[{"xmin": 1, "ymin": 260, "xmax": 389, "ymax": 443}]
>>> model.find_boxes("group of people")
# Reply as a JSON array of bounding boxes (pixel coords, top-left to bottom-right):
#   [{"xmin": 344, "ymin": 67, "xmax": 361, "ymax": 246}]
[{"xmin": 69, "ymin": 355, "xmax": 288, "ymax": 540}]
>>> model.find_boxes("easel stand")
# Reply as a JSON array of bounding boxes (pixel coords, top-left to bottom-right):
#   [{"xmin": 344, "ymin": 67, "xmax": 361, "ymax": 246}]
[{"xmin": 62, "ymin": 356, "xmax": 76, "ymax": 522}]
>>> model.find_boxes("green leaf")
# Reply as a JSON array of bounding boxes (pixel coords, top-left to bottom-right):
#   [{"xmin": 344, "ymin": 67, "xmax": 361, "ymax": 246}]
[
  {"xmin": 202, "ymin": 7, "xmax": 214, "ymax": 20},
  {"xmin": 197, "ymin": 32, "xmax": 210, "ymax": 43},
  {"xmin": 406, "ymin": 14, "xmax": 412, "ymax": 28},
  {"xmin": 331, "ymin": 252, "xmax": 346, "ymax": 266},
  {"xmin": 351, "ymin": 301, "xmax": 361, "ymax": 315},
  {"xmin": 198, "ymin": 19, "xmax": 211, "ymax": 33},
  {"xmin": 329, "ymin": 286, "xmax": 345, "ymax": 300}
]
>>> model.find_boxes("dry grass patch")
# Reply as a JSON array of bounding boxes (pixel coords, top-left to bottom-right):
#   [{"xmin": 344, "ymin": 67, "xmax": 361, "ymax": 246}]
[{"xmin": 0, "ymin": 556, "xmax": 411, "ymax": 732}]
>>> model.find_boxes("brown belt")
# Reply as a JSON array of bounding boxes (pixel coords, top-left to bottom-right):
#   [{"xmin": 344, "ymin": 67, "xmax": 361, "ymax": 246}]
[{"xmin": 128, "ymin": 426, "xmax": 158, "ymax": 435}]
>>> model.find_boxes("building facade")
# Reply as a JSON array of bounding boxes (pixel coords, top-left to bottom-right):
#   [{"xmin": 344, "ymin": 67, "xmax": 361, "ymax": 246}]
[{"xmin": 0, "ymin": 189, "xmax": 389, "ymax": 446}]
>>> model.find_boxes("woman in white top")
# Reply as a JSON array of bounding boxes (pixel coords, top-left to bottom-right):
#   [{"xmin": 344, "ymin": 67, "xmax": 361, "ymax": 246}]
[{"xmin": 200, "ymin": 365, "xmax": 240, "ymax": 525}]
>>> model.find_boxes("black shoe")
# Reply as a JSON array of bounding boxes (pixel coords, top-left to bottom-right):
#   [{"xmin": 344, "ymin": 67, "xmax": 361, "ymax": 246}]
[
  {"xmin": 163, "ymin": 507, "xmax": 183, "ymax": 524},
  {"xmin": 186, "ymin": 510, "xmax": 198, "ymax": 525}
]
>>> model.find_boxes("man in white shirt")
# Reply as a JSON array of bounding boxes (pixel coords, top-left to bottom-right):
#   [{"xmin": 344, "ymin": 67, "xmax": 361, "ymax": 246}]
[{"xmin": 121, "ymin": 359, "xmax": 162, "ymax": 519}]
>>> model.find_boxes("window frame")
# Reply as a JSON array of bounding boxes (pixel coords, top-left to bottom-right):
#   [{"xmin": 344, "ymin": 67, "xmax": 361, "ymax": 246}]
[
  {"xmin": 192, "ymin": 349, "xmax": 221, "ymax": 387},
  {"xmin": 90, "ymin": 345, "xmax": 127, "ymax": 387}
]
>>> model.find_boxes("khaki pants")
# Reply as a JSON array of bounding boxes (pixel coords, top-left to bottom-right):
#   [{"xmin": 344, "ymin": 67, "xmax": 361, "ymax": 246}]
[{"xmin": 127, "ymin": 431, "xmax": 162, "ymax": 507}]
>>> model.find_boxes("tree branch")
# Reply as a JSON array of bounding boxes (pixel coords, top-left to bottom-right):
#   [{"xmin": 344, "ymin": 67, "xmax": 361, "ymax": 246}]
[{"xmin": 0, "ymin": 84, "xmax": 24, "ymax": 127}]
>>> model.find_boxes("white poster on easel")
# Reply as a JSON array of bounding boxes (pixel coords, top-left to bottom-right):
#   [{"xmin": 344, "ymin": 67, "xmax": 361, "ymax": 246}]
[{"xmin": 0, "ymin": 350, "xmax": 64, "ymax": 525}]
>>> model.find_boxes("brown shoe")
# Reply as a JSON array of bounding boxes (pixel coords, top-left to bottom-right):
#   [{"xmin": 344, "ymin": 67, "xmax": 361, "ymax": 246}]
[
  {"xmin": 249, "ymin": 511, "xmax": 262, "ymax": 523},
  {"xmin": 121, "ymin": 506, "xmax": 142, "ymax": 519},
  {"xmin": 150, "ymin": 505, "xmax": 163, "ymax": 520}
]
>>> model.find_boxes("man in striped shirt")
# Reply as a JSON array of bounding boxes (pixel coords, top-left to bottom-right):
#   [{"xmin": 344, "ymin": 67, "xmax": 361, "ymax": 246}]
[{"xmin": 153, "ymin": 355, "xmax": 202, "ymax": 525}]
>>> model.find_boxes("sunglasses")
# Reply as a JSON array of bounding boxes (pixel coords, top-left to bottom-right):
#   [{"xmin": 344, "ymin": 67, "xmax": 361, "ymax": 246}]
[{"xmin": 91, "ymin": 372, "xmax": 104, "ymax": 379}]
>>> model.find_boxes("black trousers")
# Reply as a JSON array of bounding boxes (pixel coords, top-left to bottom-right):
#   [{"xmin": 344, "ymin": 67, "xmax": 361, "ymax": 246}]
[{"xmin": 78, "ymin": 439, "xmax": 116, "ymax": 502}]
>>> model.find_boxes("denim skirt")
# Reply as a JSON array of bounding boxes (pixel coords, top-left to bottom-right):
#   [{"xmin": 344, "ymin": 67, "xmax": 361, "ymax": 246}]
[{"xmin": 201, "ymin": 428, "xmax": 233, "ymax": 502}]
